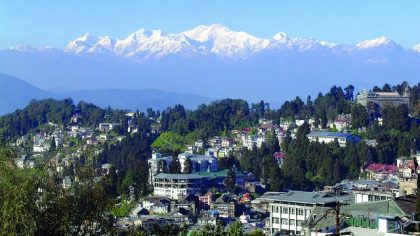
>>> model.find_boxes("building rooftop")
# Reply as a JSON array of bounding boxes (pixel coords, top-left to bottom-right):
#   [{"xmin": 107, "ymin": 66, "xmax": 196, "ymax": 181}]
[
  {"xmin": 307, "ymin": 131, "xmax": 355, "ymax": 138},
  {"xmin": 263, "ymin": 191, "xmax": 352, "ymax": 205},
  {"xmin": 364, "ymin": 163, "xmax": 398, "ymax": 174},
  {"xmin": 340, "ymin": 200, "xmax": 407, "ymax": 219},
  {"xmin": 154, "ymin": 173, "xmax": 203, "ymax": 180},
  {"xmin": 197, "ymin": 169, "xmax": 244, "ymax": 179},
  {"xmin": 178, "ymin": 152, "xmax": 216, "ymax": 161}
]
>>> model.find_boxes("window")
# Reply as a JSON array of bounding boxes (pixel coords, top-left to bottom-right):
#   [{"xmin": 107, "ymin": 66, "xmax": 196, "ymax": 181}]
[
  {"xmin": 282, "ymin": 207, "xmax": 288, "ymax": 214},
  {"xmin": 290, "ymin": 208, "xmax": 295, "ymax": 214},
  {"xmin": 297, "ymin": 220, "xmax": 302, "ymax": 226},
  {"xmin": 273, "ymin": 206, "xmax": 279, "ymax": 213},
  {"xmin": 375, "ymin": 196, "xmax": 381, "ymax": 201},
  {"xmin": 281, "ymin": 218, "xmax": 288, "ymax": 225},
  {"xmin": 297, "ymin": 208, "xmax": 304, "ymax": 215},
  {"xmin": 272, "ymin": 217, "xmax": 280, "ymax": 224},
  {"xmin": 381, "ymin": 196, "xmax": 387, "ymax": 200},
  {"xmin": 290, "ymin": 219, "xmax": 296, "ymax": 226},
  {"xmin": 368, "ymin": 195, "xmax": 374, "ymax": 201}
]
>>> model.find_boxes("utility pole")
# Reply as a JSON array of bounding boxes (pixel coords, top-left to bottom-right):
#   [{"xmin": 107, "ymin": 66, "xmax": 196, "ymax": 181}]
[{"xmin": 336, "ymin": 200, "xmax": 340, "ymax": 236}]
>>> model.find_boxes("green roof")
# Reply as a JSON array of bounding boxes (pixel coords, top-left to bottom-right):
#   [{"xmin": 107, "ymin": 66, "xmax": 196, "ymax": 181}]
[
  {"xmin": 340, "ymin": 200, "xmax": 407, "ymax": 219},
  {"xmin": 305, "ymin": 200, "xmax": 407, "ymax": 230},
  {"xmin": 197, "ymin": 169, "xmax": 244, "ymax": 179}
]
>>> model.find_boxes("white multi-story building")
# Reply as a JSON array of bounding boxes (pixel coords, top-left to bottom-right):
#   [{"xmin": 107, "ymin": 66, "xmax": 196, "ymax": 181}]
[
  {"xmin": 178, "ymin": 152, "xmax": 218, "ymax": 173},
  {"xmin": 356, "ymin": 89, "xmax": 410, "ymax": 108},
  {"xmin": 148, "ymin": 153, "xmax": 173, "ymax": 184},
  {"xmin": 307, "ymin": 131, "xmax": 361, "ymax": 147},
  {"xmin": 259, "ymin": 191, "xmax": 352, "ymax": 235},
  {"xmin": 148, "ymin": 152, "xmax": 218, "ymax": 185},
  {"xmin": 153, "ymin": 173, "xmax": 203, "ymax": 200},
  {"xmin": 353, "ymin": 190, "xmax": 395, "ymax": 204}
]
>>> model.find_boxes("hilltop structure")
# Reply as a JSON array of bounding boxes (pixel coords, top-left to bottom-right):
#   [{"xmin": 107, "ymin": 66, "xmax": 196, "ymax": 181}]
[{"xmin": 356, "ymin": 89, "xmax": 410, "ymax": 109}]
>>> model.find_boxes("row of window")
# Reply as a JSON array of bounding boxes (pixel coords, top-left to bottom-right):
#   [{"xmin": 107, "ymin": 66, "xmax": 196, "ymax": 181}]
[
  {"xmin": 367, "ymin": 195, "xmax": 388, "ymax": 201},
  {"xmin": 272, "ymin": 206, "xmax": 307, "ymax": 216},
  {"xmin": 272, "ymin": 217, "xmax": 302, "ymax": 226}
]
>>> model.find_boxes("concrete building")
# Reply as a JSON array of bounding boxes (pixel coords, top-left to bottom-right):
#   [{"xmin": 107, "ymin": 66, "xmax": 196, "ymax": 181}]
[
  {"xmin": 148, "ymin": 152, "xmax": 219, "ymax": 185},
  {"xmin": 148, "ymin": 153, "xmax": 173, "ymax": 184},
  {"xmin": 307, "ymin": 131, "xmax": 361, "ymax": 147},
  {"xmin": 397, "ymin": 153, "xmax": 420, "ymax": 195},
  {"xmin": 178, "ymin": 152, "xmax": 218, "ymax": 173},
  {"xmin": 153, "ymin": 173, "xmax": 203, "ymax": 200},
  {"xmin": 356, "ymin": 89, "xmax": 410, "ymax": 108},
  {"xmin": 260, "ymin": 191, "xmax": 352, "ymax": 235},
  {"xmin": 353, "ymin": 190, "xmax": 394, "ymax": 204}
]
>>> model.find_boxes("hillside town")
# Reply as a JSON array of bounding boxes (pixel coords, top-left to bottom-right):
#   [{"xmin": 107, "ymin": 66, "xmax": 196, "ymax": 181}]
[{"xmin": 2, "ymin": 85, "xmax": 419, "ymax": 236}]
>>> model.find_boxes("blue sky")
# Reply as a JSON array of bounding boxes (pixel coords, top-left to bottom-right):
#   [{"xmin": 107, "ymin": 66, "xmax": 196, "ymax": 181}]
[{"xmin": 1, "ymin": 0, "xmax": 420, "ymax": 49}]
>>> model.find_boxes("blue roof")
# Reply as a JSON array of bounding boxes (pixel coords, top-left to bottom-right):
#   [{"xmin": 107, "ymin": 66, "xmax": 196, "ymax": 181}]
[{"xmin": 307, "ymin": 131, "xmax": 355, "ymax": 138}]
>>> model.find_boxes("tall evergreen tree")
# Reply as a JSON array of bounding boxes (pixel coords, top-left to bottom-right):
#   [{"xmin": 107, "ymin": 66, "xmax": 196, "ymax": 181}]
[
  {"xmin": 225, "ymin": 168, "xmax": 236, "ymax": 191},
  {"xmin": 169, "ymin": 156, "xmax": 181, "ymax": 174},
  {"xmin": 158, "ymin": 159, "xmax": 167, "ymax": 173},
  {"xmin": 183, "ymin": 157, "xmax": 193, "ymax": 174}
]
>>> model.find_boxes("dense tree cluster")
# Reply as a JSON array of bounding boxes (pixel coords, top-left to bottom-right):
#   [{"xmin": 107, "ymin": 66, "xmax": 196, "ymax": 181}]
[
  {"xmin": 99, "ymin": 132, "xmax": 154, "ymax": 198},
  {"xmin": 0, "ymin": 99, "xmax": 128, "ymax": 140},
  {"xmin": 159, "ymin": 99, "xmax": 259, "ymax": 139},
  {"xmin": 0, "ymin": 145, "xmax": 113, "ymax": 235}
]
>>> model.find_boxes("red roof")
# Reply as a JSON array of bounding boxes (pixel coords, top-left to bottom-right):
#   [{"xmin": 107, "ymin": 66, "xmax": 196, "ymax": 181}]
[
  {"xmin": 273, "ymin": 152, "xmax": 285, "ymax": 159},
  {"xmin": 365, "ymin": 163, "xmax": 398, "ymax": 174},
  {"xmin": 260, "ymin": 123, "xmax": 279, "ymax": 130}
]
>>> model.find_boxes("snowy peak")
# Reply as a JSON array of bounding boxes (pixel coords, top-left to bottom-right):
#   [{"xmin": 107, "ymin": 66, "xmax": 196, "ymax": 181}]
[
  {"xmin": 64, "ymin": 33, "xmax": 101, "ymax": 54},
  {"xmin": 411, "ymin": 44, "xmax": 420, "ymax": 53},
  {"xmin": 182, "ymin": 24, "xmax": 270, "ymax": 58},
  {"xmin": 272, "ymin": 32, "xmax": 288, "ymax": 42},
  {"xmin": 355, "ymin": 36, "xmax": 394, "ymax": 49},
  {"xmin": 182, "ymin": 24, "xmax": 232, "ymax": 42}
]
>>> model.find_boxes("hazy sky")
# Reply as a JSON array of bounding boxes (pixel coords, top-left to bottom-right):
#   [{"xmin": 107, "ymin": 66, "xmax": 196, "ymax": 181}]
[{"xmin": 1, "ymin": 0, "xmax": 420, "ymax": 49}]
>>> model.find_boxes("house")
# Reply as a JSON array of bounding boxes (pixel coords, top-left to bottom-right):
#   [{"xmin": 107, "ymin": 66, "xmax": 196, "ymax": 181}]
[
  {"xmin": 167, "ymin": 208, "xmax": 191, "ymax": 224},
  {"xmin": 194, "ymin": 140, "xmax": 204, "ymax": 149},
  {"xmin": 329, "ymin": 114, "xmax": 351, "ymax": 131},
  {"xmin": 198, "ymin": 192, "xmax": 214, "ymax": 211},
  {"xmin": 306, "ymin": 131, "xmax": 361, "ymax": 147},
  {"xmin": 62, "ymin": 176, "xmax": 72, "ymax": 189},
  {"xmin": 221, "ymin": 138, "xmax": 236, "ymax": 148},
  {"xmin": 130, "ymin": 205, "xmax": 149, "ymax": 217},
  {"xmin": 172, "ymin": 193, "xmax": 199, "ymax": 216},
  {"xmin": 259, "ymin": 123, "xmax": 279, "ymax": 135},
  {"xmin": 98, "ymin": 134, "xmax": 110, "ymax": 142},
  {"xmin": 98, "ymin": 123, "xmax": 120, "ymax": 132},
  {"xmin": 86, "ymin": 137, "xmax": 99, "ymax": 145},
  {"xmin": 198, "ymin": 210, "xmax": 219, "ymax": 225},
  {"xmin": 363, "ymin": 163, "xmax": 398, "ymax": 181},
  {"xmin": 141, "ymin": 196, "xmax": 171, "ymax": 214},
  {"xmin": 273, "ymin": 152, "xmax": 285, "ymax": 167},
  {"xmin": 133, "ymin": 216, "xmax": 173, "ymax": 232},
  {"xmin": 210, "ymin": 194, "xmax": 236, "ymax": 218},
  {"xmin": 398, "ymin": 159, "xmax": 420, "ymax": 195}
]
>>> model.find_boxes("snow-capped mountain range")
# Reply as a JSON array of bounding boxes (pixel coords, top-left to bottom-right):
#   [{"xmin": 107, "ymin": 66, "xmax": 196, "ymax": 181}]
[
  {"xmin": 2, "ymin": 24, "xmax": 420, "ymax": 107},
  {"xmin": 11, "ymin": 24, "xmax": 420, "ymax": 59}
]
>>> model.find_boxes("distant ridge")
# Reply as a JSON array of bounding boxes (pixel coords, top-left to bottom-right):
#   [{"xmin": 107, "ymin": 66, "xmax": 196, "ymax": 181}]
[{"xmin": 0, "ymin": 74, "xmax": 212, "ymax": 115}]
